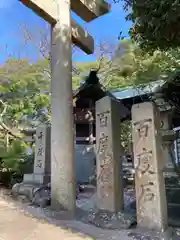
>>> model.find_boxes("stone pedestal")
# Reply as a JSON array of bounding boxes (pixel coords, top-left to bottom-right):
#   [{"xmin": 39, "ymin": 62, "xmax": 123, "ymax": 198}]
[
  {"xmin": 132, "ymin": 102, "xmax": 168, "ymax": 231},
  {"xmin": 23, "ymin": 174, "xmax": 50, "ymax": 185},
  {"xmin": 50, "ymin": 0, "xmax": 76, "ymax": 212},
  {"xmin": 23, "ymin": 125, "xmax": 51, "ymax": 185},
  {"xmin": 12, "ymin": 125, "xmax": 51, "ymax": 206},
  {"xmin": 96, "ymin": 96, "xmax": 124, "ymax": 212}
]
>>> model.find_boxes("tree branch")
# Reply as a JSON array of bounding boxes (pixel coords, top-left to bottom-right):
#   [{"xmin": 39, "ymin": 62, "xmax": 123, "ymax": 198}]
[{"xmin": 0, "ymin": 100, "xmax": 22, "ymax": 140}]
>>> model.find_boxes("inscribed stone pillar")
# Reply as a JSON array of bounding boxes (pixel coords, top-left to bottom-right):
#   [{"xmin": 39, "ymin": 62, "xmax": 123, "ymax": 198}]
[
  {"xmin": 23, "ymin": 125, "xmax": 51, "ymax": 184},
  {"xmin": 96, "ymin": 96, "xmax": 124, "ymax": 212},
  {"xmin": 132, "ymin": 102, "xmax": 168, "ymax": 231},
  {"xmin": 50, "ymin": 0, "xmax": 76, "ymax": 211},
  {"xmin": 34, "ymin": 125, "xmax": 51, "ymax": 175}
]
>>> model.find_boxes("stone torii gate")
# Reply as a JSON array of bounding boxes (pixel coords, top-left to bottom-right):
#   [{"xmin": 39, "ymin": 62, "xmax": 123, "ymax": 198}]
[{"xmin": 19, "ymin": 0, "xmax": 110, "ymax": 212}]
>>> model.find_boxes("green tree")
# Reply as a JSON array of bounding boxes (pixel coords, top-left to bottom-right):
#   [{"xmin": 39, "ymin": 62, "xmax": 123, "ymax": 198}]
[
  {"xmin": 0, "ymin": 58, "xmax": 50, "ymax": 132},
  {"xmin": 102, "ymin": 40, "xmax": 180, "ymax": 155},
  {"xmin": 2, "ymin": 40, "xmax": 180, "ymax": 183},
  {"xmin": 120, "ymin": 0, "xmax": 180, "ymax": 51},
  {"xmin": 0, "ymin": 58, "xmax": 51, "ymax": 184},
  {"xmin": 100, "ymin": 40, "xmax": 180, "ymax": 89}
]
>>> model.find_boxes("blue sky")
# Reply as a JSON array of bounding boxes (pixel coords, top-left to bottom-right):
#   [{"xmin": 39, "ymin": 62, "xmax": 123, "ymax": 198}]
[{"xmin": 0, "ymin": 0, "xmax": 132, "ymax": 64}]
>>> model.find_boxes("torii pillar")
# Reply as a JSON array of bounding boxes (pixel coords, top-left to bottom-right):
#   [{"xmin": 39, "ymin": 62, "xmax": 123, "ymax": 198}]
[{"xmin": 20, "ymin": 0, "xmax": 110, "ymax": 212}]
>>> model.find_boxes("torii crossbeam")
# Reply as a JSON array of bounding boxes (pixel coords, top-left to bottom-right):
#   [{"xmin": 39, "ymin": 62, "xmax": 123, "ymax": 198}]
[{"xmin": 19, "ymin": 0, "xmax": 110, "ymax": 212}]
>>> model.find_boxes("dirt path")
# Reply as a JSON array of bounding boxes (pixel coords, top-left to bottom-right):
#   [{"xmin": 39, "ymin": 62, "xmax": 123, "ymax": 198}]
[
  {"xmin": 0, "ymin": 198, "xmax": 93, "ymax": 240},
  {"xmin": 0, "ymin": 188, "xmax": 131, "ymax": 240}
]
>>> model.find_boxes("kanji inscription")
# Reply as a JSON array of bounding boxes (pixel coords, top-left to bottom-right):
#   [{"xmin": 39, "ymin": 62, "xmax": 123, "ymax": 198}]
[
  {"xmin": 132, "ymin": 102, "xmax": 168, "ymax": 230},
  {"xmin": 136, "ymin": 150, "xmax": 155, "ymax": 178},
  {"xmin": 97, "ymin": 110, "xmax": 110, "ymax": 127}
]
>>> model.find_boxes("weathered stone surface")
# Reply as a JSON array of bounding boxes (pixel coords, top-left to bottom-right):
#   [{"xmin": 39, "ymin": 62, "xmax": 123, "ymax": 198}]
[
  {"xmin": 32, "ymin": 185, "xmax": 51, "ymax": 207},
  {"xmin": 12, "ymin": 182, "xmax": 80, "ymax": 208},
  {"xmin": 11, "ymin": 183, "xmax": 21, "ymax": 197},
  {"xmin": 128, "ymin": 227, "xmax": 177, "ymax": 240},
  {"xmin": 12, "ymin": 183, "xmax": 38, "ymax": 201},
  {"xmin": 71, "ymin": 0, "xmax": 110, "ymax": 22},
  {"xmin": 20, "ymin": 0, "xmax": 57, "ymax": 24},
  {"xmin": 13, "ymin": 125, "xmax": 52, "ymax": 206},
  {"xmin": 23, "ymin": 173, "xmax": 50, "ymax": 185},
  {"xmin": 132, "ymin": 102, "xmax": 168, "ymax": 231},
  {"xmin": 125, "ymin": 187, "xmax": 180, "ymax": 227},
  {"xmin": 87, "ymin": 209, "xmax": 136, "ymax": 230},
  {"xmin": 21, "ymin": 125, "xmax": 51, "ymax": 186},
  {"xmin": 21, "ymin": 0, "xmax": 110, "ymax": 24},
  {"xmin": 34, "ymin": 125, "xmax": 51, "ymax": 176},
  {"xmin": 50, "ymin": 0, "xmax": 76, "ymax": 212},
  {"xmin": 96, "ymin": 96, "xmax": 124, "ymax": 212},
  {"xmin": 20, "ymin": 0, "xmax": 95, "ymax": 54},
  {"xmin": 71, "ymin": 20, "xmax": 94, "ymax": 54}
]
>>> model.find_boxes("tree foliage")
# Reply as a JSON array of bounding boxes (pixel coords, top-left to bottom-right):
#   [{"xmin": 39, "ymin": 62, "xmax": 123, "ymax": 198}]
[
  {"xmin": 0, "ymin": 58, "xmax": 50, "ymax": 130},
  {"xmin": 121, "ymin": 0, "xmax": 180, "ymax": 51},
  {"xmin": 0, "ymin": 58, "xmax": 51, "ymax": 184},
  {"xmin": 101, "ymin": 40, "xmax": 180, "ymax": 89},
  {"xmin": 1, "ymin": 40, "xmax": 180, "ymax": 141},
  {"xmin": 1, "ymin": 40, "xmax": 180, "ymax": 184}
]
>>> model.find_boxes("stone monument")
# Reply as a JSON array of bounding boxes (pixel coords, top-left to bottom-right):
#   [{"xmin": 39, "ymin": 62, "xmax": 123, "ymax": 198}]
[
  {"xmin": 132, "ymin": 102, "xmax": 168, "ymax": 231},
  {"xmin": 96, "ymin": 96, "xmax": 124, "ymax": 212},
  {"xmin": 24, "ymin": 125, "xmax": 51, "ymax": 184}
]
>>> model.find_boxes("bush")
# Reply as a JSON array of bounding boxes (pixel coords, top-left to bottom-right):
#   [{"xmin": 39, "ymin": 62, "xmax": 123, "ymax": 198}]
[{"xmin": 0, "ymin": 140, "xmax": 34, "ymax": 187}]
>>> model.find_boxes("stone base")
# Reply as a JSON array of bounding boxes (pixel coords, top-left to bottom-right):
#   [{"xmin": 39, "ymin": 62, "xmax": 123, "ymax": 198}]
[
  {"xmin": 11, "ymin": 173, "xmax": 51, "ymax": 207},
  {"xmin": 23, "ymin": 173, "xmax": 50, "ymax": 185},
  {"xmin": 86, "ymin": 209, "xmax": 136, "ymax": 229},
  {"xmin": 128, "ymin": 227, "xmax": 179, "ymax": 240},
  {"xmin": 12, "ymin": 182, "xmax": 40, "ymax": 200},
  {"xmin": 12, "ymin": 181, "xmax": 81, "ymax": 208},
  {"xmin": 12, "ymin": 182, "xmax": 51, "ymax": 207}
]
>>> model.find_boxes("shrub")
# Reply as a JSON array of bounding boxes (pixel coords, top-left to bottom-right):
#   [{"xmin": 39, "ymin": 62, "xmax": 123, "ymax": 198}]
[{"xmin": 0, "ymin": 140, "xmax": 34, "ymax": 187}]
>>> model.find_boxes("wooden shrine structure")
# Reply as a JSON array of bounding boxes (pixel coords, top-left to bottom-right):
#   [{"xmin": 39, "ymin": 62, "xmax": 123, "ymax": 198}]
[
  {"xmin": 23, "ymin": 70, "xmax": 129, "ymax": 144},
  {"xmin": 23, "ymin": 70, "xmax": 180, "ymax": 148},
  {"xmin": 72, "ymin": 70, "xmax": 180, "ymax": 160},
  {"xmin": 73, "ymin": 70, "xmax": 129, "ymax": 145}
]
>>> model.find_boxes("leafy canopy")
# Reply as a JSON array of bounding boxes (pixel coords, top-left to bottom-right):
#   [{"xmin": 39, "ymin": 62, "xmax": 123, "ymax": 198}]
[
  {"xmin": 102, "ymin": 40, "xmax": 180, "ymax": 89},
  {"xmin": 121, "ymin": 0, "xmax": 180, "ymax": 51},
  {"xmin": 1, "ymin": 40, "xmax": 180, "ymax": 156},
  {"xmin": 0, "ymin": 58, "xmax": 50, "ymax": 129}
]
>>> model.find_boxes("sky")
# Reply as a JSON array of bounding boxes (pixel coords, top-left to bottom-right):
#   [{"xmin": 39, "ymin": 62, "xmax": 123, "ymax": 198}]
[{"xmin": 0, "ymin": 0, "xmax": 132, "ymax": 64}]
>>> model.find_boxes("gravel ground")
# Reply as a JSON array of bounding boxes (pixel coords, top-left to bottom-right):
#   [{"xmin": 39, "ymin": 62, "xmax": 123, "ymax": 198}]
[
  {"xmin": 0, "ymin": 187, "xmax": 179, "ymax": 240},
  {"xmin": 0, "ymin": 188, "xmax": 132, "ymax": 240}
]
